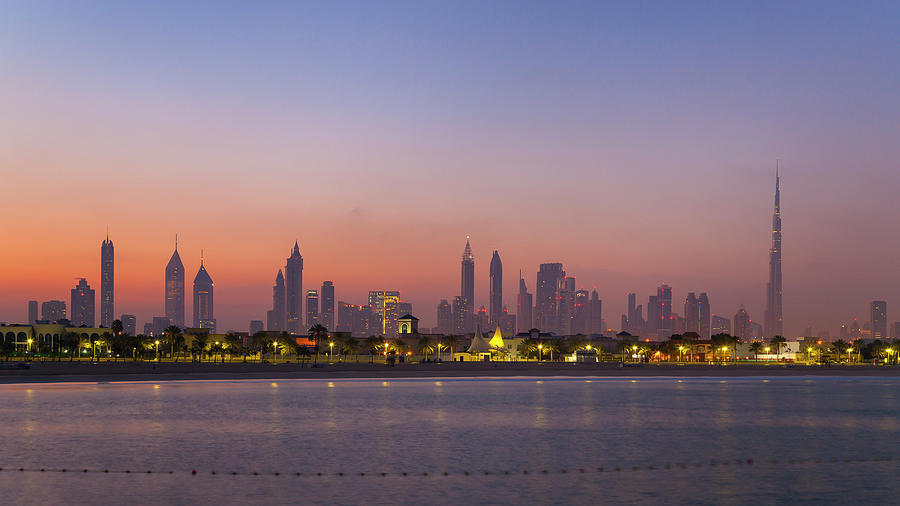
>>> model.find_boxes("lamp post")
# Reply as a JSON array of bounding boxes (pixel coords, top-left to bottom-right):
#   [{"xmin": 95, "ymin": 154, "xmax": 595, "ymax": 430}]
[
  {"xmin": 155, "ymin": 340, "xmax": 160, "ymax": 362},
  {"xmin": 329, "ymin": 341, "xmax": 334, "ymax": 360},
  {"xmin": 678, "ymin": 346, "xmax": 684, "ymax": 363},
  {"xmin": 721, "ymin": 346, "xmax": 728, "ymax": 363},
  {"xmin": 807, "ymin": 347, "xmax": 814, "ymax": 364},
  {"xmin": 764, "ymin": 347, "xmax": 770, "ymax": 363},
  {"xmin": 537, "ymin": 344, "xmax": 543, "ymax": 362}
]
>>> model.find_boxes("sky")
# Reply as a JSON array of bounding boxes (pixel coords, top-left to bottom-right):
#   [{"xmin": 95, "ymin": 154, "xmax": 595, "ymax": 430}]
[{"xmin": 1, "ymin": 1, "xmax": 899, "ymax": 336}]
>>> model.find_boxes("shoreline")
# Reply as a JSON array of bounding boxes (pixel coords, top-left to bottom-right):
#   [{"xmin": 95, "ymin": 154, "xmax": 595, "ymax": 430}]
[{"xmin": 1, "ymin": 361, "xmax": 900, "ymax": 384}]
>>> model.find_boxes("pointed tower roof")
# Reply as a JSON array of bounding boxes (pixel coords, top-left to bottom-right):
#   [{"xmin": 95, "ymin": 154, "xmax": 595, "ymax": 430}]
[
  {"xmin": 462, "ymin": 236, "xmax": 473, "ymax": 262},
  {"xmin": 166, "ymin": 237, "xmax": 183, "ymax": 270},
  {"xmin": 275, "ymin": 269, "xmax": 284, "ymax": 284},
  {"xmin": 194, "ymin": 253, "xmax": 213, "ymax": 285}
]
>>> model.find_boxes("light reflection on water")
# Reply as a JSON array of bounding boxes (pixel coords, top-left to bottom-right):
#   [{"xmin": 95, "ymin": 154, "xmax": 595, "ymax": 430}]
[{"xmin": 0, "ymin": 377, "xmax": 898, "ymax": 505}]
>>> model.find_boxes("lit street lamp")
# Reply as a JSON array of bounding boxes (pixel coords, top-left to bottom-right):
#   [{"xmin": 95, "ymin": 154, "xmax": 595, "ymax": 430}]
[
  {"xmin": 155, "ymin": 340, "xmax": 160, "ymax": 362},
  {"xmin": 538, "ymin": 344, "xmax": 543, "ymax": 362}
]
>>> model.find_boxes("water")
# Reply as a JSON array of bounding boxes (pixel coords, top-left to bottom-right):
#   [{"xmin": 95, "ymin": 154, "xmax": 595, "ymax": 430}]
[{"xmin": 1, "ymin": 376, "xmax": 899, "ymax": 505}]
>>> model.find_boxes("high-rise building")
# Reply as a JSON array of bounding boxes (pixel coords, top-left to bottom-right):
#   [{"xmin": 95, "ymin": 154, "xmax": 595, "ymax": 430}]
[
  {"xmin": 516, "ymin": 272, "xmax": 533, "ymax": 333},
  {"xmin": 489, "ymin": 250, "xmax": 503, "ymax": 326},
  {"xmin": 712, "ymin": 315, "xmax": 731, "ymax": 335},
  {"xmin": 143, "ymin": 322, "xmax": 153, "ymax": 336},
  {"xmin": 100, "ymin": 235, "xmax": 114, "ymax": 328},
  {"xmin": 452, "ymin": 296, "xmax": 468, "ymax": 335},
  {"xmin": 475, "ymin": 306, "xmax": 489, "ymax": 332},
  {"xmin": 398, "ymin": 302, "xmax": 412, "ymax": 318},
  {"xmin": 646, "ymin": 295, "xmax": 658, "ymax": 338},
  {"xmin": 765, "ymin": 168, "xmax": 784, "ymax": 338},
  {"xmin": 368, "ymin": 290, "xmax": 401, "ymax": 336},
  {"xmin": 70, "ymin": 278, "xmax": 95, "ymax": 327},
  {"xmin": 320, "ymin": 281, "xmax": 335, "ymax": 331},
  {"xmin": 557, "ymin": 276, "xmax": 576, "ymax": 335},
  {"xmin": 536, "ymin": 263, "xmax": 565, "ymax": 332},
  {"xmin": 572, "ymin": 289, "xmax": 589, "ymax": 334},
  {"xmin": 164, "ymin": 237, "xmax": 185, "ymax": 328},
  {"xmin": 460, "ymin": 238, "xmax": 475, "ymax": 332},
  {"xmin": 698, "ymin": 293, "xmax": 711, "ymax": 339},
  {"xmin": 285, "ymin": 241, "xmax": 304, "ymax": 333},
  {"xmin": 337, "ymin": 301, "xmax": 354, "ymax": 333},
  {"xmin": 268, "ymin": 270, "xmax": 286, "ymax": 331},
  {"xmin": 41, "ymin": 300, "xmax": 66, "ymax": 322},
  {"xmin": 192, "ymin": 253, "xmax": 214, "ymax": 329},
  {"xmin": 437, "ymin": 299, "xmax": 452, "ymax": 334},
  {"xmin": 121, "ymin": 314, "xmax": 136, "ymax": 336},
  {"xmin": 891, "ymin": 322, "xmax": 900, "ymax": 340},
  {"xmin": 306, "ymin": 290, "xmax": 319, "ymax": 328},
  {"xmin": 589, "ymin": 290, "xmax": 602, "ymax": 335},
  {"xmin": 684, "ymin": 293, "xmax": 699, "ymax": 334},
  {"xmin": 733, "ymin": 306, "xmax": 751, "ymax": 340},
  {"xmin": 27, "ymin": 301, "xmax": 38, "ymax": 324},
  {"xmin": 871, "ymin": 300, "xmax": 887, "ymax": 339},
  {"xmin": 249, "ymin": 320, "xmax": 264, "ymax": 335},
  {"xmin": 656, "ymin": 284, "xmax": 673, "ymax": 340},
  {"xmin": 152, "ymin": 316, "xmax": 170, "ymax": 336}
]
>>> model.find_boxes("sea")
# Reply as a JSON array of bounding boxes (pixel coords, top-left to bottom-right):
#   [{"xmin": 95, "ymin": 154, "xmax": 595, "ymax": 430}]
[{"xmin": 1, "ymin": 376, "xmax": 899, "ymax": 505}]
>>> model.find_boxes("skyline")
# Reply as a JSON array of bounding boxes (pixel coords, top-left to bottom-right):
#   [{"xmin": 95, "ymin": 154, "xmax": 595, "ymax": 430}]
[
  {"xmin": 2, "ymin": 2, "xmax": 899, "ymax": 334},
  {"xmin": 4, "ymin": 170, "xmax": 897, "ymax": 338}
]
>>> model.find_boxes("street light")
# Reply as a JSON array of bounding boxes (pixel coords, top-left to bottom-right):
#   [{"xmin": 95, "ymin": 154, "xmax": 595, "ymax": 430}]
[
  {"xmin": 155, "ymin": 340, "xmax": 160, "ymax": 361},
  {"xmin": 538, "ymin": 344, "xmax": 543, "ymax": 362},
  {"xmin": 329, "ymin": 341, "xmax": 334, "ymax": 360}
]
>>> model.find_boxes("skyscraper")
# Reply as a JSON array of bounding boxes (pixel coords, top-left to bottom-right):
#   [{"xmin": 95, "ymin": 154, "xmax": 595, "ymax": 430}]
[
  {"xmin": 368, "ymin": 290, "xmax": 401, "ymax": 336},
  {"xmin": 452, "ymin": 296, "xmax": 468, "ymax": 335},
  {"xmin": 249, "ymin": 320, "xmax": 264, "ymax": 335},
  {"xmin": 41, "ymin": 300, "xmax": 66, "ymax": 322},
  {"xmin": 711, "ymin": 315, "xmax": 731, "ymax": 335},
  {"xmin": 306, "ymin": 290, "xmax": 319, "ymax": 328},
  {"xmin": 100, "ymin": 235, "xmax": 114, "ymax": 328},
  {"xmin": 489, "ymin": 250, "xmax": 502, "ymax": 326},
  {"xmin": 121, "ymin": 314, "xmax": 136, "ymax": 336},
  {"xmin": 268, "ymin": 270, "xmax": 285, "ymax": 331},
  {"xmin": 765, "ymin": 168, "xmax": 784, "ymax": 338},
  {"xmin": 734, "ymin": 305, "xmax": 751, "ymax": 340},
  {"xmin": 437, "ymin": 299, "xmax": 453, "ymax": 334},
  {"xmin": 657, "ymin": 284, "xmax": 673, "ymax": 340},
  {"xmin": 557, "ymin": 276, "xmax": 576, "ymax": 335},
  {"xmin": 684, "ymin": 293, "xmax": 699, "ymax": 334},
  {"xmin": 192, "ymin": 253, "xmax": 214, "ymax": 329},
  {"xmin": 285, "ymin": 241, "xmax": 304, "ymax": 333},
  {"xmin": 460, "ymin": 237, "xmax": 475, "ymax": 331},
  {"xmin": 572, "ymin": 289, "xmax": 589, "ymax": 334},
  {"xmin": 320, "ymin": 281, "xmax": 335, "ymax": 330},
  {"xmin": 871, "ymin": 300, "xmax": 887, "ymax": 339},
  {"xmin": 71, "ymin": 278, "xmax": 95, "ymax": 327},
  {"xmin": 698, "ymin": 293, "xmax": 711, "ymax": 339},
  {"xmin": 536, "ymin": 263, "xmax": 565, "ymax": 332},
  {"xmin": 27, "ymin": 300, "xmax": 38, "ymax": 324},
  {"xmin": 516, "ymin": 272, "xmax": 533, "ymax": 333},
  {"xmin": 589, "ymin": 290, "xmax": 602, "ymax": 335},
  {"xmin": 164, "ymin": 237, "xmax": 185, "ymax": 328}
]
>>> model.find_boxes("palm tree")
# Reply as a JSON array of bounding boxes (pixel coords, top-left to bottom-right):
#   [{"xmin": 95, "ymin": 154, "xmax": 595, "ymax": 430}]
[
  {"xmin": 749, "ymin": 342, "xmax": 764, "ymax": 361},
  {"xmin": 769, "ymin": 335, "xmax": 787, "ymax": 361},
  {"xmin": 191, "ymin": 334, "xmax": 209, "ymax": 362},
  {"xmin": 365, "ymin": 336, "xmax": 384, "ymax": 361},
  {"xmin": 417, "ymin": 336, "xmax": 433, "ymax": 361},
  {"xmin": 308, "ymin": 324, "xmax": 329, "ymax": 364},
  {"xmin": 851, "ymin": 338, "xmax": 865, "ymax": 363},
  {"xmin": 443, "ymin": 335, "xmax": 460, "ymax": 361},
  {"xmin": 831, "ymin": 339, "xmax": 849, "ymax": 363},
  {"xmin": 224, "ymin": 333, "xmax": 243, "ymax": 362},
  {"xmin": 163, "ymin": 325, "xmax": 182, "ymax": 360},
  {"xmin": 342, "ymin": 336, "xmax": 360, "ymax": 361}
]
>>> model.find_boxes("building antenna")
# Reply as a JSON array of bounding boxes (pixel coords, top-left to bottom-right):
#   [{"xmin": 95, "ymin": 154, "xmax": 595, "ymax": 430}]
[{"xmin": 201, "ymin": 249, "xmax": 204, "ymax": 266}]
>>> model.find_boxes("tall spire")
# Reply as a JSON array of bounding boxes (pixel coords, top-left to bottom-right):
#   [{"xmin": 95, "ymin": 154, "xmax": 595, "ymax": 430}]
[
  {"xmin": 175, "ymin": 233, "xmax": 178, "ymax": 251},
  {"xmin": 462, "ymin": 236, "xmax": 473, "ymax": 261},
  {"xmin": 200, "ymin": 249, "xmax": 204, "ymax": 266},
  {"xmin": 775, "ymin": 159, "xmax": 781, "ymax": 214},
  {"xmin": 765, "ymin": 163, "xmax": 784, "ymax": 338}
]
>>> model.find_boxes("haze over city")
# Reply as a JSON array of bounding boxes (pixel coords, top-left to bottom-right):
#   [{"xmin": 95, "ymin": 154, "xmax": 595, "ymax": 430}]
[{"xmin": 2, "ymin": 1, "xmax": 899, "ymax": 336}]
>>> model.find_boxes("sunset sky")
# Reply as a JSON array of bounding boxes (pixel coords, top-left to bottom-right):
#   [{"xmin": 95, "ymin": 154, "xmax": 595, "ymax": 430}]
[{"xmin": 2, "ymin": 1, "xmax": 899, "ymax": 335}]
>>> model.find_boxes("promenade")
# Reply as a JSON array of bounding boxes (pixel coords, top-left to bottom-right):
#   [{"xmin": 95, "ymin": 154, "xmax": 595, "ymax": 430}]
[{"xmin": 2, "ymin": 360, "xmax": 900, "ymax": 384}]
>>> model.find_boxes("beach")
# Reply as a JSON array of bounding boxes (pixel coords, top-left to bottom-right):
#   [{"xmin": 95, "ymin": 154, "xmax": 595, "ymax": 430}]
[{"xmin": 1, "ymin": 360, "xmax": 899, "ymax": 383}]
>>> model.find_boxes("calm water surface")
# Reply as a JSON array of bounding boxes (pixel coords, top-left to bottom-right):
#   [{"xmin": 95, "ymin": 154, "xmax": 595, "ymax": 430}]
[{"xmin": 1, "ymin": 376, "xmax": 899, "ymax": 505}]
